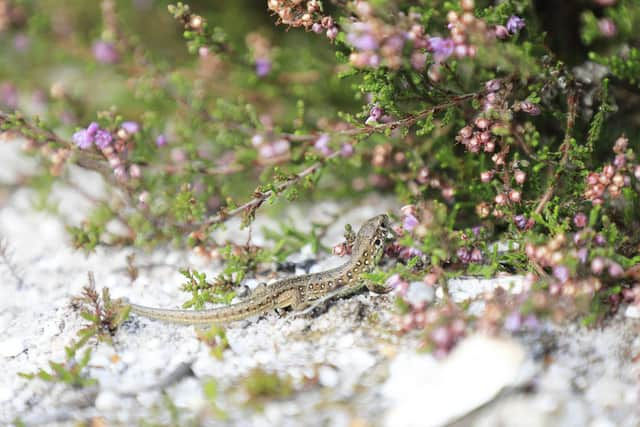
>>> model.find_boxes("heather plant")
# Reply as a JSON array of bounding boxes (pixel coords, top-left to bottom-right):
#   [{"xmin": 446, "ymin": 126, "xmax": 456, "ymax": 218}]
[{"xmin": 1, "ymin": 0, "xmax": 640, "ymax": 354}]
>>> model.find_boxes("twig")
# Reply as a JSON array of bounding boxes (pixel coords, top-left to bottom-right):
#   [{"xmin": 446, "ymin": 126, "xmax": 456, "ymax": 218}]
[
  {"xmin": 534, "ymin": 88, "xmax": 578, "ymax": 216},
  {"xmin": 191, "ymin": 94, "xmax": 479, "ymax": 230}
]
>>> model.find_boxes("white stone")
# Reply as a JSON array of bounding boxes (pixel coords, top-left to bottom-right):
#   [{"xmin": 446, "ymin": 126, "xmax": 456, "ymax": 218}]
[
  {"xmin": 384, "ymin": 335, "xmax": 526, "ymax": 427},
  {"xmin": 95, "ymin": 390, "xmax": 120, "ymax": 411},
  {"xmin": 442, "ymin": 275, "xmax": 526, "ymax": 302},
  {"xmin": 169, "ymin": 378, "xmax": 206, "ymax": 412},
  {"xmin": 318, "ymin": 365, "xmax": 339, "ymax": 388},
  {"xmin": 405, "ymin": 282, "xmax": 434, "ymax": 306},
  {"xmin": 0, "ymin": 337, "xmax": 25, "ymax": 358},
  {"xmin": 624, "ymin": 305, "xmax": 640, "ymax": 319}
]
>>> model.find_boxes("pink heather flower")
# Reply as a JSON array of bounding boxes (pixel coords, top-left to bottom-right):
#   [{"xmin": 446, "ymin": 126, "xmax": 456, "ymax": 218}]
[
  {"xmin": 255, "ymin": 58, "xmax": 272, "ymax": 77},
  {"xmin": 340, "ymin": 143, "xmax": 354, "ymax": 157},
  {"xmin": 156, "ymin": 134, "xmax": 168, "ymax": 147},
  {"xmin": 506, "ymin": 16, "xmax": 526, "ymax": 34},
  {"xmin": 402, "ymin": 214, "xmax": 419, "ymax": 232},
  {"xmin": 272, "ymin": 139, "xmax": 290, "ymax": 156},
  {"xmin": 94, "ymin": 129, "xmax": 113, "ymax": 149},
  {"xmin": 92, "ymin": 40, "xmax": 119, "ymax": 64},
  {"xmin": 428, "ymin": 37, "xmax": 454, "ymax": 63},
  {"xmin": 347, "ymin": 32, "xmax": 379, "ymax": 51},
  {"xmin": 326, "ymin": 27, "xmax": 338, "ymax": 41},
  {"xmin": 573, "ymin": 212, "xmax": 587, "ymax": 228},
  {"xmin": 520, "ymin": 101, "xmax": 541, "ymax": 115},
  {"xmin": 13, "ymin": 33, "xmax": 30, "ymax": 52},
  {"xmin": 514, "ymin": 215, "xmax": 528, "ymax": 230},
  {"xmin": 598, "ymin": 18, "xmax": 617, "ymax": 38},
  {"xmin": 369, "ymin": 106, "xmax": 383, "ymax": 121},
  {"xmin": 553, "ymin": 265, "xmax": 570, "ymax": 284},
  {"xmin": 121, "ymin": 121, "xmax": 140, "ymax": 134},
  {"xmin": 504, "ymin": 312, "xmax": 522, "ymax": 332},
  {"xmin": 311, "ymin": 23, "xmax": 323, "ymax": 34},
  {"xmin": 0, "ymin": 82, "xmax": 18, "ymax": 109},
  {"xmin": 72, "ymin": 130, "xmax": 93, "ymax": 149},
  {"xmin": 87, "ymin": 122, "xmax": 100, "ymax": 137},
  {"xmin": 495, "ymin": 25, "xmax": 510, "ymax": 39},
  {"xmin": 314, "ymin": 133, "xmax": 331, "ymax": 156},
  {"xmin": 410, "ymin": 52, "xmax": 427, "ymax": 70},
  {"xmin": 608, "ymin": 262, "xmax": 623, "ymax": 278}
]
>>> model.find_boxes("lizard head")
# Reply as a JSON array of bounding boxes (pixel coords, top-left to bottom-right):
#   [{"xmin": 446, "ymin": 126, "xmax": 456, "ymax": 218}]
[{"xmin": 354, "ymin": 214, "xmax": 391, "ymax": 267}]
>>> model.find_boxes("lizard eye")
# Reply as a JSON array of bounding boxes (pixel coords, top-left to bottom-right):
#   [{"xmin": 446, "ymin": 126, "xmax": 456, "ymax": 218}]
[{"xmin": 374, "ymin": 239, "xmax": 381, "ymax": 246}]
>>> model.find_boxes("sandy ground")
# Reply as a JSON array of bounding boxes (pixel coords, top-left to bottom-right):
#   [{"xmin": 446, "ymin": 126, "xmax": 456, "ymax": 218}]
[{"xmin": 0, "ymin": 141, "xmax": 639, "ymax": 426}]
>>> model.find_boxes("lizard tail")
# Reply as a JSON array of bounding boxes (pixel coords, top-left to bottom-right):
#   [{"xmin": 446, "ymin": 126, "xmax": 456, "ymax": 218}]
[{"xmin": 126, "ymin": 299, "xmax": 258, "ymax": 325}]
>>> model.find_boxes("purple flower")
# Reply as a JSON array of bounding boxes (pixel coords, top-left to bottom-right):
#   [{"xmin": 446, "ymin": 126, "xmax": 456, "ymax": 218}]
[
  {"xmin": 92, "ymin": 41, "xmax": 119, "ymax": 64},
  {"xmin": 255, "ymin": 58, "xmax": 272, "ymax": 77},
  {"xmin": 428, "ymin": 37, "xmax": 454, "ymax": 63},
  {"xmin": 340, "ymin": 143, "xmax": 354, "ymax": 158},
  {"xmin": 504, "ymin": 312, "xmax": 522, "ymax": 332},
  {"xmin": 87, "ymin": 122, "xmax": 100, "ymax": 137},
  {"xmin": 72, "ymin": 130, "xmax": 93, "ymax": 149},
  {"xmin": 457, "ymin": 247, "xmax": 470, "ymax": 263},
  {"xmin": 121, "ymin": 121, "xmax": 140, "ymax": 134},
  {"xmin": 520, "ymin": 101, "xmax": 541, "ymax": 116},
  {"xmin": 314, "ymin": 134, "xmax": 332, "ymax": 156},
  {"xmin": 13, "ymin": 34, "xmax": 30, "ymax": 52},
  {"xmin": 553, "ymin": 265, "xmax": 570, "ymax": 284},
  {"xmin": 506, "ymin": 16, "xmax": 526, "ymax": 34},
  {"xmin": 94, "ymin": 129, "xmax": 113, "ymax": 149},
  {"xmin": 347, "ymin": 33, "xmax": 379, "ymax": 51},
  {"xmin": 403, "ymin": 214, "xmax": 419, "ymax": 232},
  {"xmin": 369, "ymin": 106, "xmax": 383, "ymax": 121},
  {"xmin": 0, "ymin": 82, "xmax": 18, "ymax": 109},
  {"xmin": 514, "ymin": 215, "xmax": 528, "ymax": 230},
  {"xmin": 156, "ymin": 134, "xmax": 168, "ymax": 147}
]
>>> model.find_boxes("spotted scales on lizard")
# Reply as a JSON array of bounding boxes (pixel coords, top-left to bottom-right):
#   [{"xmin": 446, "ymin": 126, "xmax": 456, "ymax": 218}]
[{"xmin": 126, "ymin": 214, "xmax": 393, "ymax": 324}]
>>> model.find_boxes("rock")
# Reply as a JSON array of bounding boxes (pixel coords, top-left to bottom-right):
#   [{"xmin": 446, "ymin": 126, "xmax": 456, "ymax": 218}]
[
  {"xmin": 384, "ymin": 335, "xmax": 527, "ymax": 427},
  {"xmin": 318, "ymin": 365, "xmax": 339, "ymax": 388},
  {"xmin": 0, "ymin": 337, "xmax": 25, "ymax": 358},
  {"xmin": 437, "ymin": 275, "xmax": 526, "ymax": 302},
  {"xmin": 624, "ymin": 305, "xmax": 640, "ymax": 319},
  {"xmin": 405, "ymin": 282, "xmax": 434, "ymax": 306},
  {"xmin": 95, "ymin": 390, "xmax": 120, "ymax": 411}
]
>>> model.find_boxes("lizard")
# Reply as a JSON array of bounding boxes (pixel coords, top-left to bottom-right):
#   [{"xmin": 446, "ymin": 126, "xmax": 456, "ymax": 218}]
[{"xmin": 125, "ymin": 214, "xmax": 393, "ymax": 324}]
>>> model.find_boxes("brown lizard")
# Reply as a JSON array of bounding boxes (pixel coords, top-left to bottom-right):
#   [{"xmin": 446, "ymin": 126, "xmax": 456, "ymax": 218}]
[{"xmin": 126, "ymin": 214, "xmax": 393, "ymax": 324}]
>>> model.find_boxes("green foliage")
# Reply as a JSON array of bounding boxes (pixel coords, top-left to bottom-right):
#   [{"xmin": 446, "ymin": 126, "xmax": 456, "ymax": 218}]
[
  {"xmin": 179, "ymin": 268, "xmax": 236, "ymax": 310},
  {"xmin": 241, "ymin": 368, "xmax": 293, "ymax": 403},
  {"xmin": 73, "ymin": 283, "xmax": 130, "ymax": 345},
  {"xmin": 19, "ymin": 339, "xmax": 96, "ymax": 388}
]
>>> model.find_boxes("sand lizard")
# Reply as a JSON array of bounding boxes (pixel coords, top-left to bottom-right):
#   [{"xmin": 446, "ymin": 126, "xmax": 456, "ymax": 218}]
[{"xmin": 126, "ymin": 214, "xmax": 392, "ymax": 324}]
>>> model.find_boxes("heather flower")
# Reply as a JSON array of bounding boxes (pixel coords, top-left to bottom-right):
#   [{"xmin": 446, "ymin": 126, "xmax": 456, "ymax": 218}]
[
  {"xmin": 573, "ymin": 212, "xmax": 587, "ymax": 228},
  {"xmin": 121, "ymin": 121, "xmax": 140, "ymax": 134},
  {"xmin": 402, "ymin": 214, "xmax": 419, "ymax": 232},
  {"xmin": 428, "ymin": 37, "xmax": 454, "ymax": 63},
  {"xmin": 520, "ymin": 101, "xmax": 541, "ymax": 116},
  {"xmin": 314, "ymin": 134, "xmax": 331, "ymax": 156},
  {"xmin": 0, "ymin": 82, "xmax": 18, "ymax": 109},
  {"xmin": 156, "ymin": 134, "xmax": 168, "ymax": 147},
  {"xmin": 506, "ymin": 16, "xmax": 525, "ymax": 34},
  {"xmin": 255, "ymin": 58, "xmax": 272, "ymax": 77},
  {"xmin": 504, "ymin": 312, "xmax": 522, "ymax": 332},
  {"xmin": 598, "ymin": 18, "xmax": 617, "ymax": 38},
  {"xmin": 92, "ymin": 40, "xmax": 119, "ymax": 64},
  {"xmin": 553, "ymin": 265, "xmax": 570, "ymax": 284},
  {"xmin": 72, "ymin": 130, "xmax": 93, "ymax": 149},
  {"xmin": 340, "ymin": 143, "xmax": 354, "ymax": 158},
  {"xmin": 94, "ymin": 129, "xmax": 113, "ymax": 149},
  {"xmin": 326, "ymin": 27, "xmax": 338, "ymax": 41},
  {"xmin": 347, "ymin": 31, "xmax": 378, "ymax": 51}
]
